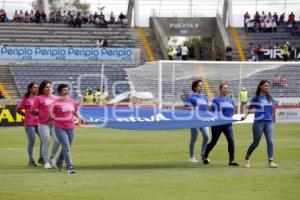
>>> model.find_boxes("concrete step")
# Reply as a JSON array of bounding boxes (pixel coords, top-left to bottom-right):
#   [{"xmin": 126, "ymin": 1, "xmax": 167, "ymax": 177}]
[
  {"xmin": 130, "ymin": 28, "xmax": 164, "ymax": 62},
  {"xmin": 0, "ymin": 65, "xmax": 21, "ymax": 101},
  {"xmin": 227, "ymin": 27, "xmax": 252, "ymax": 61}
]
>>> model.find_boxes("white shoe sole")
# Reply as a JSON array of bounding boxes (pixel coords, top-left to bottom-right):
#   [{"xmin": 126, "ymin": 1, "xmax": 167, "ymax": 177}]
[
  {"xmin": 244, "ymin": 159, "xmax": 250, "ymax": 168},
  {"xmin": 44, "ymin": 162, "xmax": 52, "ymax": 169},
  {"xmin": 49, "ymin": 159, "xmax": 57, "ymax": 168},
  {"xmin": 189, "ymin": 158, "xmax": 198, "ymax": 163},
  {"xmin": 269, "ymin": 164, "xmax": 279, "ymax": 168}
]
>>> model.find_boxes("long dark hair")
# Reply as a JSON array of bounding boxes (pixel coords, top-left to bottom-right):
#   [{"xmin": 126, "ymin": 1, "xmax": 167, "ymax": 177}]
[
  {"xmin": 24, "ymin": 82, "xmax": 38, "ymax": 99},
  {"xmin": 38, "ymin": 80, "xmax": 52, "ymax": 95},
  {"xmin": 219, "ymin": 83, "xmax": 228, "ymax": 90},
  {"xmin": 191, "ymin": 79, "xmax": 203, "ymax": 92},
  {"xmin": 255, "ymin": 80, "xmax": 272, "ymax": 102},
  {"xmin": 57, "ymin": 84, "xmax": 69, "ymax": 95}
]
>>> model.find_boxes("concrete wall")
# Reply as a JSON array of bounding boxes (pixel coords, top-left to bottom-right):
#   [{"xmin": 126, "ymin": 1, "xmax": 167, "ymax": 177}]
[
  {"xmin": 150, "ymin": 17, "xmax": 231, "ymax": 60},
  {"xmin": 214, "ymin": 15, "xmax": 231, "ymax": 59},
  {"xmin": 153, "ymin": 17, "xmax": 215, "ymax": 37},
  {"xmin": 149, "ymin": 18, "xmax": 169, "ymax": 59}
]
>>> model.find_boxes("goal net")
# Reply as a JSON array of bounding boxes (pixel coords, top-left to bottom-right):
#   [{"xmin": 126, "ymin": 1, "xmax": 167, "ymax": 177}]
[{"xmin": 125, "ymin": 61, "xmax": 300, "ymax": 113}]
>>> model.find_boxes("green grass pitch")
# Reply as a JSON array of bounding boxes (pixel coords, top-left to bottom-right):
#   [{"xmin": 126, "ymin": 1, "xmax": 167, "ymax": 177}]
[{"xmin": 0, "ymin": 123, "xmax": 299, "ymax": 200}]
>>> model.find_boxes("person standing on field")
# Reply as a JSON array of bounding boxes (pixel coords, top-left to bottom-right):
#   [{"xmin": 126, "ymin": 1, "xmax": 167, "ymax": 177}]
[{"xmin": 242, "ymin": 80, "xmax": 279, "ymax": 168}]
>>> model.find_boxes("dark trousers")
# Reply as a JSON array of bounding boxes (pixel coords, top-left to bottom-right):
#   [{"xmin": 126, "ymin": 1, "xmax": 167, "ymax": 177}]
[
  {"xmin": 283, "ymin": 54, "xmax": 288, "ymax": 61},
  {"xmin": 204, "ymin": 124, "xmax": 235, "ymax": 162}
]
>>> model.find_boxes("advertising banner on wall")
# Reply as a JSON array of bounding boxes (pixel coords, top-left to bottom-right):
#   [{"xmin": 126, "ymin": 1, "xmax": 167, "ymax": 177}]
[
  {"xmin": 275, "ymin": 108, "xmax": 300, "ymax": 123},
  {"xmin": 263, "ymin": 48, "xmax": 300, "ymax": 60},
  {"xmin": 0, "ymin": 104, "xmax": 24, "ymax": 127},
  {"xmin": 0, "ymin": 46, "xmax": 135, "ymax": 61}
]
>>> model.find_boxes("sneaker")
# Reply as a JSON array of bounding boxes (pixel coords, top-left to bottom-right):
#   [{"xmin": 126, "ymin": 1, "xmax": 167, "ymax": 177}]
[
  {"xmin": 229, "ymin": 161, "xmax": 240, "ymax": 166},
  {"xmin": 202, "ymin": 157, "xmax": 210, "ymax": 165},
  {"xmin": 49, "ymin": 159, "xmax": 57, "ymax": 168},
  {"xmin": 189, "ymin": 157, "xmax": 198, "ymax": 163},
  {"xmin": 57, "ymin": 168, "xmax": 64, "ymax": 172},
  {"xmin": 67, "ymin": 168, "xmax": 76, "ymax": 174},
  {"xmin": 38, "ymin": 157, "xmax": 44, "ymax": 165},
  {"xmin": 244, "ymin": 159, "xmax": 250, "ymax": 168},
  {"xmin": 269, "ymin": 162, "xmax": 279, "ymax": 168},
  {"xmin": 44, "ymin": 162, "xmax": 52, "ymax": 169},
  {"xmin": 28, "ymin": 160, "xmax": 37, "ymax": 167}
]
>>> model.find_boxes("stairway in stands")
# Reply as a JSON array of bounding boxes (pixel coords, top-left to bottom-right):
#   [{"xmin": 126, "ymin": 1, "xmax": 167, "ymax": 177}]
[
  {"xmin": 130, "ymin": 27, "xmax": 164, "ymax": 63},
  {"xmin": 0, "ymin": 65, "xmax": 20, "ymax": 101},
  {"xmin": 227, "ymin": 27, "xmax": 251, "ymax": 61}
]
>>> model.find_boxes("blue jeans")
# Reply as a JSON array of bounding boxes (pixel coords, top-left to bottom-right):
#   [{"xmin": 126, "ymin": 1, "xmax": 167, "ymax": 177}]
[
  {"xmin": 55, "ymin": 127, "xmax": 75, "ymax": 170},
  {"xmin": 246, "ymin": 121, "xmax": 274, "ymax": 160},
  {"xmin": 24, "ymin": 125, "xmax": 42, "ymax": 160},
  {"xmin": 189, "ymin": 127, "xmax": 209, "ymax": 158},
  {"xmin": 204, "ymin": 124, "xmax": 235, "ymax": 162},
  {"xmin": 38, "ymin": 124, "xmax": 60, "ymax": 163}
]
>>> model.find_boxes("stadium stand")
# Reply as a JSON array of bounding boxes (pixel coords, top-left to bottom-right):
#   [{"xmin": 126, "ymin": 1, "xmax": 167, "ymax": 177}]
[
  {"xmin": 0, "ymin": 18, "xmax": 164, "ymax": 102},
  {"xmin": 125, "ymin": 61, "xmax": 300, "ymax": 107},
  {"xmin": 10, "ymin": 63, "xmax": 135, "ymax": 101},
  {"xmin": 0, "ymin": 2, "xmax": 298, "ymax": 104},
  {"xmin": 228, "ymin": 12, "xmax": 300, "ymax": 61},
  {"xmin": 0, "ymin": 64, "xmax": 20, "ymax": 101},
  {"xmin": 0, "ymin": 23, "xmax": 134, "ymax": 48},
  {"xmin": 226, "ymin": 65, "xmax": 300, "ymax": 98}
]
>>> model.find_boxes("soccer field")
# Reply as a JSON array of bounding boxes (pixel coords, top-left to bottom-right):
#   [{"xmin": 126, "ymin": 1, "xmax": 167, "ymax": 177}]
[{"xmin": 0, "ymin": 124, "xmax": 299, "ymax": 200}]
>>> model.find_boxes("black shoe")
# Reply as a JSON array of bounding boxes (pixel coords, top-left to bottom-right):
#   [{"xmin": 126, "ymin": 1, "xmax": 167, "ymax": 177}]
[
  {"xmin": 38, "ymin": 158, "xmax": 44, "ymax": 165},
  {"xmin": 28, "ymin": 160, "xmax": 37, "ymax": 167},
  {"xmin": 229, "ymin": 161, "xmax": 240, "ymax": 166},
  {"xmin": 67, "ymin": 168, "xmax": 76, "ymax": 174},
  {"xmin": 202, "ymin": 157, "xmax": 210, "ymax": 165}
]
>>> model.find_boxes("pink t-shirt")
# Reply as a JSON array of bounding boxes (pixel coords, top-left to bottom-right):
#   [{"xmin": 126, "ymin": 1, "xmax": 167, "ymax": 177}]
[
  {"xmin": 52, "ymin": 98, "xmax": 78, "ymax": 129},
  {"xmin": 17, "ymin": 96, "xmax": 38, "ymax": 125},
  {"xmin": 32, "ymin": 94, "xmax": 57, "ymax": 125}
]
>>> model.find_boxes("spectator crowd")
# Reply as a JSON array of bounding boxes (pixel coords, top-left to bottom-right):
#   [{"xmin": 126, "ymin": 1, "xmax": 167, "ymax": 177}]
[
  {"xmin": 244, "ymin": 11, "xmax": 298, "ymax": 34},
  {"xmin": 0, "ymin": 9, "xmax": 128, "ymax": 28},
  {"xmin": 243, "ymin": 11, "xmax": 299, "ymax": 61}
]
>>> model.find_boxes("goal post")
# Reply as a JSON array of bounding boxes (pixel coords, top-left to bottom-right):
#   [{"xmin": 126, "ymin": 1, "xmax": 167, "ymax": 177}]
[{"xmin": 125, "ymin": 60, "xmax": 300, "ymax": 113}]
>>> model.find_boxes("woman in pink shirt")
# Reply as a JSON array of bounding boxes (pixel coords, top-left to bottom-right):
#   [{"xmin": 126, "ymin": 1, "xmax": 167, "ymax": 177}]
[
  {"xmin": 17, "ymin": 82, "xmax": 43, "ymax": 167},
  {"xmin": 50, "ymin": 84, "xmax": 81, "ymax": 174},
  {"xmin": 31, "ymin": 80, "xmax": 60, "ymax": 169}
]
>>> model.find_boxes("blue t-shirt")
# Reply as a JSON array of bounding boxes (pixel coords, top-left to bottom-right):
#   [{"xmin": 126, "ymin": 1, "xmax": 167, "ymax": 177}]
[
  {"xmin": 211, "ymin": 96, "xmax": 234, "ymax": 118},
  {"xmin": 186, "ymin": 92, "xmax": 208, "ymax": 112},
  {"xmin": 249, "ymin": 95, "xmax": 274, "ymax": 121}
]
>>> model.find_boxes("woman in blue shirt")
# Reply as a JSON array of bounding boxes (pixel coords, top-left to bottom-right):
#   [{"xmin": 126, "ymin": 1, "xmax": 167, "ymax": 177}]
[
  {"xmin": 242, "ymin": 80, "xmax": 279, "ymax": 168},
  {"xmin": 186, "ymin": 79, "xmax": 210, "ymax": 163},
  {"xmin": 203, "ymin": 83, "xmax": 239, "ymax": 166}
]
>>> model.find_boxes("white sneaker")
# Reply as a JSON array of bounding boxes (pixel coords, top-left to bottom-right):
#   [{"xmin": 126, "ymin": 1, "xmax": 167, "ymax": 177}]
[
  {"xmin": 189, "ymin": 157, "xmax": 198, "ymax": 163},
  {"xmin": 269, "ymin": 162, "xmax": 279, "ymax": 168},
  {"xmin": 49, "ymin": 159, "xmax": 57, "ymax": 168},
  {"xmin": 244, "ymin": 159, "xmax": 250, "ymax": 168},
  {"xmin": 44, "ymin": 162, "xmax": 52, "ymax": 169}
]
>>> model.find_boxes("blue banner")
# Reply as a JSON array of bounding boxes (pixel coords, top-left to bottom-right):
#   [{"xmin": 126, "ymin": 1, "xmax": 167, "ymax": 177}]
[
  {"xmin": 79, "ymin": 106, "xmax": 238, "ymax": 130},
  {"xmin": 0, "ymin": 46, "xmax": 134, "ymax": 61}
]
